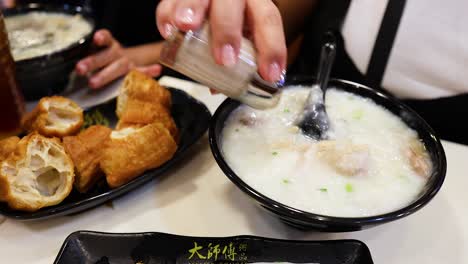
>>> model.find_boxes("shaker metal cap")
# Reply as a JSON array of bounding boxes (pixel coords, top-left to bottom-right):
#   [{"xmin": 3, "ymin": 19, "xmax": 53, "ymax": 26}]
[{"xmin": 239, "ymin": 72, "xmax": 285, "ymax": 109}]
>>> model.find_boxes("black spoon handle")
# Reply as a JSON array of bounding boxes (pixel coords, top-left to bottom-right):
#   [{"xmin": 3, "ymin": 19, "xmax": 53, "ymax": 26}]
[
  {"xmin": 317, "ymin": 32, "xmax": 337, "ymax": 92},
  {"xmin": 297, "ymin": 32, "xmax": 337, "ymax": 140}
]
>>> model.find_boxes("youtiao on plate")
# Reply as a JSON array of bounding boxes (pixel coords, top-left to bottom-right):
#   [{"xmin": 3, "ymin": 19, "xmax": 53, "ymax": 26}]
[{"xmin": 0, "ymin": 133, "xmax": 74, "ymax": 211}]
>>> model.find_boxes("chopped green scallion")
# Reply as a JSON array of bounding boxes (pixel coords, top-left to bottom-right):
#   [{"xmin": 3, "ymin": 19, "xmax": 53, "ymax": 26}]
[{"xmin": 352, "ymin": 109, "xmax": 364, "ymax": 120}]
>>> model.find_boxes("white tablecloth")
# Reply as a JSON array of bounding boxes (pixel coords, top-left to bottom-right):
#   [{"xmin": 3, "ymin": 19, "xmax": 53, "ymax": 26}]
[{"xmin": 1, "ymin": 77, "xmax": 466, "ymax": 264}]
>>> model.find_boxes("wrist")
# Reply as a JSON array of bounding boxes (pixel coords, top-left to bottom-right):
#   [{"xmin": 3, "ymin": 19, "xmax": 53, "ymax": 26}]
[{"xmin": 123, "ymin": 42, "xmax": 164, "ymax": 66}]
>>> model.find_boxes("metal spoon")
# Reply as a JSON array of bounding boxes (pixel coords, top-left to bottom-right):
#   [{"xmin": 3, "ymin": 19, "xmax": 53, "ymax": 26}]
[{"xmin": 296, "ymin": 33, "xmax": 336, "ymax": 140}]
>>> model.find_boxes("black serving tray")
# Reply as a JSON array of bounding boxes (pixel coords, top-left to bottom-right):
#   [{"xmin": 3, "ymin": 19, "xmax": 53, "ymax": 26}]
[
  {"xmin": 0, "ymin": 88, "xmax": 211, "ymax": 220},
  {"xmin": 54, "ymin": 231, "xmax": 374, "ymax": 264}
]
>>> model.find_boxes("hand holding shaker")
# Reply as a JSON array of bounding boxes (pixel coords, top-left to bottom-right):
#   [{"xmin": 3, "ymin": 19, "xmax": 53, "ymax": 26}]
[{"xmin": 159, "ymin": 22, "xmax": 283, "ymax": 109}]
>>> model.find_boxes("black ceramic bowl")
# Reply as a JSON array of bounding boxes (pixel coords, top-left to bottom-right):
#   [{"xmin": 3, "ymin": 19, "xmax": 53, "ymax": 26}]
[
  {"xmin": 209, "ymin": 76, "xmax": 447, "ymax": 232},
  {"xmin": 3, "ymin": 3, "xmax": 95, "ymax": 100}
]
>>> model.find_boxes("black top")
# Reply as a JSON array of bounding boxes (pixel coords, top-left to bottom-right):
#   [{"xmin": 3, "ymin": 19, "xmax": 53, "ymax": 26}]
[{"xmin": 89, "ymin": 0, "xmax": 162, "ymax": 46}]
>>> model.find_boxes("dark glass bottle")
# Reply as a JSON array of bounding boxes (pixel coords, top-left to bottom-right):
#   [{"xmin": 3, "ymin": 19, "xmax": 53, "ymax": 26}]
[{"xmin": 0, "ymin": 11, "xmax": 24, "ymax": 139}]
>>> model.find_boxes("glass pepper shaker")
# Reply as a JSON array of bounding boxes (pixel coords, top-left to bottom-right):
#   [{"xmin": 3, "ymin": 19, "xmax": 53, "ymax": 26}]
[{"xmin": 159, "ymin": 22, "xmax": 283, "ymax": 109}]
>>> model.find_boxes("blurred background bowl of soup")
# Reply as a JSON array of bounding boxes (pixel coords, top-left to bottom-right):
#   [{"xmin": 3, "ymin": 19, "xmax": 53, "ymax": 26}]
[
  {"xmin": 3, "ymin": 3, "xmax": 95, "ymax": 101},
  {"xmin": 209, "ymin": 76, "xmax": 447, "ymax": 232}
]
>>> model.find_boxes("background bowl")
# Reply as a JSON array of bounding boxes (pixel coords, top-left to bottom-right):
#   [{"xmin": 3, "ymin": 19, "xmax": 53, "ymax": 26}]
[
  {"xmin": 3, "ymin": 3, "xmax": 95, "ymax": 101},
  {"xmin": 209, "ymin": 76, "xmax": 447, "ymax": 232}
]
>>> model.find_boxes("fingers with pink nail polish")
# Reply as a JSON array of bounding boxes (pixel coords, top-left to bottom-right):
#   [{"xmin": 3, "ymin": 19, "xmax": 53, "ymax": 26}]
[
  {"xmin": 156, "ymin": 0, "xmax": 177, "ymax": 39},
  {"xmin": 268, "ymin": 62, "xmax": 282, "ymax": 82},
  {"xmin": 210, "ymin": 0, "xmax": 244, "ymax": 67},
  {"xmin": 173, "ymin": 0, "xmax": 209, "ymax": 31},
  {"xmin": 163, "ymin": 23, "xmax": 175, "ymax": 39},
  {"xmin": 245, "ymin": 0, "xmax": 287, "ymax": 82},
  {"xmin": 155, "ymin": 0, "xmax": 287, "ymax": 83},
  {"xmin": 156, "ymin": 0, "xmax": 209, "ymax": 36},
  {"xmin": 220, "ymin": 44, "xmax": 237, "ymax": 67},
  {"xmin": 175, "ymin": 7, "xmax": 194, "ymax": 25}
]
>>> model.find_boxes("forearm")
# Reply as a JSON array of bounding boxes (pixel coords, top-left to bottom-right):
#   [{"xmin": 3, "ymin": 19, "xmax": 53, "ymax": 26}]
[{"xmin": 123, "ymin": 41, "xmax": 164, "ymax": 66}]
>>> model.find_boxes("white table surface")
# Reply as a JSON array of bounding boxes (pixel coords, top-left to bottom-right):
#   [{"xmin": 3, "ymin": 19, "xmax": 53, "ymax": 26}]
[{"xmin": 1, "ymin": 76, "xmax": 466, "ymax": 264}]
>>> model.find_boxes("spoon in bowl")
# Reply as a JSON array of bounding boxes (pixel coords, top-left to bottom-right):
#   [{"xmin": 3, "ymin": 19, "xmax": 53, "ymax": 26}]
[{"xmin": 296, "ymin": 33, "xmax": 337, "ymax": 140}]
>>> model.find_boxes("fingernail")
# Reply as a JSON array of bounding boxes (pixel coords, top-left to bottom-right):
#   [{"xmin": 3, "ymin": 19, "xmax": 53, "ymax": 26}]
[
  {"xmin": 278, "ymin": 69, "xmax": 286, "ymax": 85},
  {"xmin": 221, "ymin": 44, "xmax": 237, "ymax": 67},
  {"xmin": 95, "ymin": 32, "xmax": 104, "ymax": 44},
  {"xmin": 268, "ymin": 62, "xmax": 282, "ymax": 82},
  {"xmin": 149, "ymin": 67, "xmax": 161, "ymax": 76},
  {"xmin": 176, "ymin": 7, "xmax": 194, "ymax": 25},
  {"xmin": 89, "ymin": 77, "xmax": 100, "ymax": 89},
  {"xmin": 163, "ymin": 23, "xmax": 174, "ymax": 38},
  {"xmin": 77, "ymin": 63, "xmax": 88, "ymax": 74}
]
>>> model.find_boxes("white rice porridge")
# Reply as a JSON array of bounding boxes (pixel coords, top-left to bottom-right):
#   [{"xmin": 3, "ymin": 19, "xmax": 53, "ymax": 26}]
[
  {"xmin": 5, "ymin": 12, "xmax": 92, "ymax": 61},
  {"xmin": 221, "ymin": 86, "xmax": 431, "ymax": 217}
]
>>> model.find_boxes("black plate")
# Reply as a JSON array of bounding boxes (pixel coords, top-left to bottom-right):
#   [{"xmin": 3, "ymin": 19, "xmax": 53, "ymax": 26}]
[
  {"xmin": 209, "ymin": 76, "xmax": 446, "ymax": 232},
  {"xmin": 54, "ymin": 231, "xmax": 374, "ymax": 264},
  {"xmin": 0, "ymin": 88, "xmax": 211, "ymax": 220}
]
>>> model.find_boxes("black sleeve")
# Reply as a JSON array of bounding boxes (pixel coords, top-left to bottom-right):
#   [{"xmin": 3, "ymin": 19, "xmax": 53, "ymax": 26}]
[{"xmin": 90, "ymin": 0, "xmax": 162, "ymax": 46}]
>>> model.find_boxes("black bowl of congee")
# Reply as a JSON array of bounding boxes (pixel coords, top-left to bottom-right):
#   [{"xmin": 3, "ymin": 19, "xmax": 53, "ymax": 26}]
[
  {"xmin": 209, "ymin": 76, "xmax": 446, "ymax": 232},
  {"xmin": 3, "ymin": 3, "xmax": 95, "ymax": 100}
]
